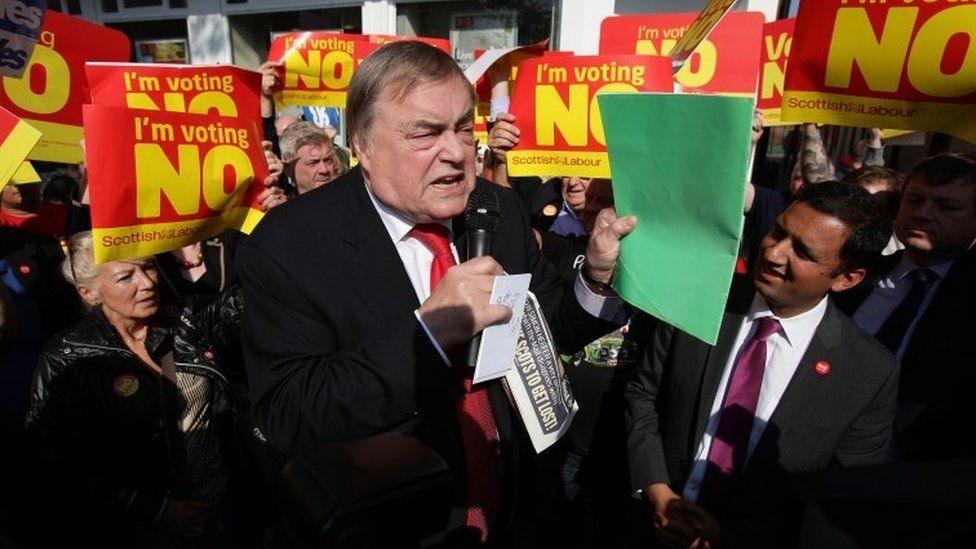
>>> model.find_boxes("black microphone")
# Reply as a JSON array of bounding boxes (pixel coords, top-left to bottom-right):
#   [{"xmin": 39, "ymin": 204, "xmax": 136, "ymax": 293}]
[{"xmin": 464, "ymin": 187, "xmax": 500, "ymax": 367}]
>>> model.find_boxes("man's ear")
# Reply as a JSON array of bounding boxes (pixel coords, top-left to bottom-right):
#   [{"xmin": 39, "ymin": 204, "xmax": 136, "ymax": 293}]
[
  {"xmin": 830, "ymin": 267, "xmax": 866, "ymax": 293},
  {"xmin": 352, "ymin": 134, "xmax": 370, "ymax": 172}
]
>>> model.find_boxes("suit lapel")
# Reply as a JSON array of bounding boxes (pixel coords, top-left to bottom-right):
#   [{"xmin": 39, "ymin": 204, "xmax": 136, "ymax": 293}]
[
  {"xmin": 337, "ymin": 171, "xmax": 422, "ymax": 322},
  {"xmin": 693, "ymin": 313, "xmax": 745, "ymax": 447},
  {"xmin": 747, "ymin": 302, "xmax": 844, "ymax": 470}
]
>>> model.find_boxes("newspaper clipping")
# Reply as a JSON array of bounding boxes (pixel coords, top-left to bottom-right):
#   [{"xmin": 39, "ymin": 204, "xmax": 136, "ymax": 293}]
[{"xmin": 505, "ymin": 292, "xmax": 578, "ymax": 453}]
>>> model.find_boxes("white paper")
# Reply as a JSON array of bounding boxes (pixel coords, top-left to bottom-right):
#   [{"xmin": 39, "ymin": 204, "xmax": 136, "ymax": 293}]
[
  {"xmin": 462, "ymin": 43, "xmax": 540, "ymax": 85},
  {"xmin": 472, "ymin": 273, "xmax": 531, "ymax": 384}
]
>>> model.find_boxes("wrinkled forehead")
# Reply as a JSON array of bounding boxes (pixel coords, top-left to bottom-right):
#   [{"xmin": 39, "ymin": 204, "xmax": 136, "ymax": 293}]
[
  {"xmin": 905, "ymin": 173, "xmax": 976, "ymax": 196},
  {"xmin": 297, "ymin": 140, "xmax": 335, "ymax": 157},
  {"xmin": 102, "ymin": 258, "xmax": 155, "ymax": 273},
  {"xmin": 781, "ymin": 201, "xmax": 850, "ymax": 250},
  {"xmin": 380, "ymin": 75, "xmax": 475, "ymax": 121}
]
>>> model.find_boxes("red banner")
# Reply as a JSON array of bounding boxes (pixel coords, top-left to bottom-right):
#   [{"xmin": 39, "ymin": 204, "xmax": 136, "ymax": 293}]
[
  {"xmin": 367, "ymin": 34, "xmax": 451, "ymax": 53},
  {"xmin": 86, "ymin": 63, "xmax": 262, "ymax": 121},
  {"xmin": 782, "ymin": 1, "xmax": 976, "ymax": 142},
  {"xmin": 84, "ymin": 105, "xmax": 268, "ymax": 263},
  {"xmin": 599, "ymin": 11, "xmax": 765, "ymax": 96},
  {"xmin": 757, "ymin": 18, "xmax": 795, "ymax": 125},
  {"xmin": 506, "ymin": 55, "xmax": 673, "ymax": 178},
  {"xmin": 0, "ymin": 11, "xmax": 130, "ymax": 163}
]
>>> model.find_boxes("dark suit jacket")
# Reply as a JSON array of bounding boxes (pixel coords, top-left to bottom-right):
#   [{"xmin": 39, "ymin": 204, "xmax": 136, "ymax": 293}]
[
  {"xmin": 237, "ymin": 167, "xmax": 615, "ymax": 542},
  {"xmin": 833, "ymin": 248, "xmax": 976, "ymax": 460},
  {"xmin": 626, "ymin": 298, "xmax": 899, "ymax": 548}
]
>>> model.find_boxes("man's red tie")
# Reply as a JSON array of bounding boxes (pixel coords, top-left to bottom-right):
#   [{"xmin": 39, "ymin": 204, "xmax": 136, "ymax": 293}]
[{"xmin": 410, "ymin": 223, "xmax": 501, "ymax": 542}]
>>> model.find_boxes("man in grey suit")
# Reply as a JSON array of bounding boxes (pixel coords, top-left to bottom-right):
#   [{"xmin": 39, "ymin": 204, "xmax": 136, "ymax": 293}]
[{"xmin": 626, "ymin": 183, "xmax": 899, "ymax": 548}]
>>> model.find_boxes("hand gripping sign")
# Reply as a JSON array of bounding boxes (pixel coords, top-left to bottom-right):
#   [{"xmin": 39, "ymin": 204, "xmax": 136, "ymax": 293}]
[
  {"xmin": 83, "ymin": 106, "xmax": 269, "ymax": 264},
  {"xmin": 756, "ymin": 18, "xmax": 795, "ymax": 126},
  {"xmin": 0, "ymin": 10, "xmax": 129, "ymax": 163},
  {"xmin": 268, "ymin": 32, "xmax": 380, "ymax": 109},
  {"xmin": 86, "ymin": 63, "xmax": 262, "ymax": 122},
  {"xmin": 599, "ymin": 11, "xmax": 765, "ymax": 97},
  {"xmin": 782, "ymin": 1, "xmax": 976, "ymax": 143},
  {"xmin": 506, "ymin": 54, "xmax": 673, "ymax": 178}
]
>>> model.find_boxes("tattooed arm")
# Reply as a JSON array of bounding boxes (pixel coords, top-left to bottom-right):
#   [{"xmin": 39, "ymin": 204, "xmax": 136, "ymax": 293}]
[{"xmin": 801, "ymin": 123, "xmax": 835, "ymax": 185}]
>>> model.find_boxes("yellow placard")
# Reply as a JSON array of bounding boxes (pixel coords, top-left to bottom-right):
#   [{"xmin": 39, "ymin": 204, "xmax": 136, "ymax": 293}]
[
  {"xmin": 0, "ymin": 116, "xmax": 42, "ymax": 187},
  {"xmin": 11, "ymin": 161, "xmax": 41, "ymax": 185}
]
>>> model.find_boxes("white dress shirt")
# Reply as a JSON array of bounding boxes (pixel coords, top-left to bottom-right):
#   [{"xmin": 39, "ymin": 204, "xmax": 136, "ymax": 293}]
[
  {"xmin": 852, "ymin": 255, "xmax": 953, "ymax": 359},
  {"xmin": 363, "ymin": 182, "xmax": 625, "ymax": 365},
  {"xmin": 682, "ymin": 294, "xmax": 828, "ymax": 502}
]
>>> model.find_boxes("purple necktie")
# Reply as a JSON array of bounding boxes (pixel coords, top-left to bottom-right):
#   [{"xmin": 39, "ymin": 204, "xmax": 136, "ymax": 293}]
[{"xmin": 697, "ymin": 316, "xmax": 782, "ymax": 509}]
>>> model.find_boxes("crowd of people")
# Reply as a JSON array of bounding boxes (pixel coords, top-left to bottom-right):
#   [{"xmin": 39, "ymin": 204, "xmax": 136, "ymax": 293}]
[{"xmin": 1, "ymin": 40, "xmax": 974, "ymax": 549}]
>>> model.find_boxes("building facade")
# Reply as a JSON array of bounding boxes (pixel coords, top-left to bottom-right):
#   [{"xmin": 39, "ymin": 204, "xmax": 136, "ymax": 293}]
[{"xmin": 49, "ymin": 0, "xmax": 783, "ymax": 69}]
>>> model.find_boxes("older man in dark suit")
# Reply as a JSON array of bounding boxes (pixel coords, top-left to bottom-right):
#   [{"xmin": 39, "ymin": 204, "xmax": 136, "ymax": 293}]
[
  {"xmin": 627, "ymin": 183, "xmax": 898, "ymax": 548},
  {"xmin": 835, "ymin": 151, "xmax": 976, "ymax": 461},
  {"xmin": 237, "ymin": 42, "xmax": 634, "ymax": 546}
]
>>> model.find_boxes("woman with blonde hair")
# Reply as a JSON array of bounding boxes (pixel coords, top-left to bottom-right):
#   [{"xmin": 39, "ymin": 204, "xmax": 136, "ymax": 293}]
[{"xmin": 26, "ymin": 231, "xmax": 266, "ymax": 548}]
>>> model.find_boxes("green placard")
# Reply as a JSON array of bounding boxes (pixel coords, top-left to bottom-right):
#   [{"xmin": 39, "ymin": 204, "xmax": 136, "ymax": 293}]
[{"xmin": 599, "ymin": 92, "xmax": 754, "ymax": 344}]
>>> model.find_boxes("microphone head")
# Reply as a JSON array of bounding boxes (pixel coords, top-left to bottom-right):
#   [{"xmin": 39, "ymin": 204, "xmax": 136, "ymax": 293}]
[{"xmin": 465, "ymin": 187, "xmax": 500, "ymax": 233}]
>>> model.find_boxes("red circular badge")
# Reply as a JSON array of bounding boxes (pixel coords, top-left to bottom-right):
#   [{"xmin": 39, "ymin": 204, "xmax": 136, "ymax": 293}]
[
  {"xmin": 18, "ymin": 264, "xmax": 31, "ymax": 276},
  {"xmin": 814, "ymin": 361, "xmax": 831, "ymax": 376}
]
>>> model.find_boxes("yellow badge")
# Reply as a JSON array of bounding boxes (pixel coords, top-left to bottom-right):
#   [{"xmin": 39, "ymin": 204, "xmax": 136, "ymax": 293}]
[
  {"xmin": 113, "ymin": 375, "xmax": 139, "ymax": 398},
  {"xmin": 542, "ymin": 204, "xmax": 558, "ymax": 217}
]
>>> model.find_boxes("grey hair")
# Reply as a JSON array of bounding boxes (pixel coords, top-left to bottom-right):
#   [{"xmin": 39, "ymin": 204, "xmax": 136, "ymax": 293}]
[
  {"xmin": 279, "ymin": 121, "xmax": 333, "ymax": 162},
  {"xmin": 347, "ymin": 41, "xmax": 476, "ymax": 155},
  {"xmin": 61, "ymin": 231, "xmax": 99, "ymax": 286}
]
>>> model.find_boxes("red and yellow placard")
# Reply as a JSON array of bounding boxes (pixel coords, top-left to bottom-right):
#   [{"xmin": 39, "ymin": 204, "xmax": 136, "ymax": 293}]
[
  {"xmin": 268, "ymin": 32, "xmax": 379, "ymax": 108},
  {"xmin": 0, "ymin": 106, "xmax": 41, "ymax": 187},
  {"xmin": 600, "ymin": 12, "xmax": 764, "ymax": 97},
  {"xmin": 86, "ymin": 63, "xmax": 262, "ymax": 121},
  {"xmin": 0, "ymin": 11, "xmax": 130, "ymax": 163},
  {"xmin": 782, "ymin": 1, "xmax": 976, "ymax": 143},
  {"xmin": 470, "ymin": 45, "xmax": 551, "ymax": 144},
  {"xmin": 757, "ymin": 18, "xmax": 795, "ymax": 125},
  {"xmin": 506, "ymin": 55, "xmax": 673, "ymax": 178},
  {"xmin": 83, "ymin": 105, "xmax": 269, "ymax": 263}
]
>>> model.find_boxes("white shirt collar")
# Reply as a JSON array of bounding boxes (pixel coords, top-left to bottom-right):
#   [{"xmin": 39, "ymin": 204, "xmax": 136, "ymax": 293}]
[
  {"xmin": 746, "ymin": 293, "xmax": 829, "ymax": 348},
  {"xmin": 363, "ymin": 179, "xmax": 453, "ymax": 244},
  {"xmin": 888, "ymin": 254, "xmax": 953, "ymax": 283}
]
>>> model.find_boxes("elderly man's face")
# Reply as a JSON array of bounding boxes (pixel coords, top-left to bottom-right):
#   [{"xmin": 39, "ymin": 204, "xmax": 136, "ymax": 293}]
[
  {"xmin": 561, "ymin": 177, "xmax": 592, "ymax": 214},
  {"xmin": 292, "ymin": 141, "xmax": 339, "ymax": 195},
  {"xmin": 357, "ymin": 77, "xmax": 476, "ymax": 223}
]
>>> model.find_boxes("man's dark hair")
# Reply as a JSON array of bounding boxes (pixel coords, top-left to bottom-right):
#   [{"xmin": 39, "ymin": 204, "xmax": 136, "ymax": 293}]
[
  {"xmin": 791, "ymin": 182, "xmax": 892, "ymax": 274},
  {"xmin": 906, "ymin": 151, "xmax": 976, "ymax": 207}
]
